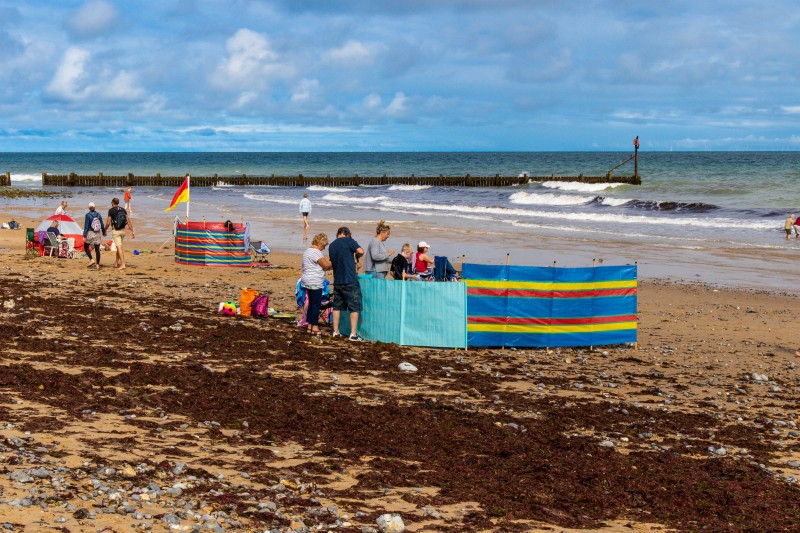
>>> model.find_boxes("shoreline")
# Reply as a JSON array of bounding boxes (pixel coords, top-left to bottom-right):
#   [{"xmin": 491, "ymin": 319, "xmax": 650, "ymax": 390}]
[{"xmin": 3, "ymin": 195, "xmax": 800, "ymax": 296}]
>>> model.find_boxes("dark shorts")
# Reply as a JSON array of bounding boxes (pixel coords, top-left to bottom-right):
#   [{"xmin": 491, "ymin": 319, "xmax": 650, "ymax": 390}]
[
  {"xmin": 302, "ymin": 212, "xmax": 309, "ymax": 217},
  {"xmin": 333, "ymin": 283, "xmax": 362, "ymax": 313}
]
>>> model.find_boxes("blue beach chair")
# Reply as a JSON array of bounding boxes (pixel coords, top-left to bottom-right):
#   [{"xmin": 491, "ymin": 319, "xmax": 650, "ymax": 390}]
[{"xmin": 249, "ymin": 240, "xmax": 271, "ymax": 264}]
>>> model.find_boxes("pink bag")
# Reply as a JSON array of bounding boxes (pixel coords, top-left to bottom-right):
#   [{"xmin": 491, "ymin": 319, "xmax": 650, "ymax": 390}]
[{"xmin": 251, "ymin": 294, "xmax": 270, "ymax": 318}]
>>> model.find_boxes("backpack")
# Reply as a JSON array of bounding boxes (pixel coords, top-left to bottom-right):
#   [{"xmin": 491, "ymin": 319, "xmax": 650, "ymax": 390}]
[
  {"xmin": 90, "ymin": 214, "xmax": 102, "ymax": 233},
  {"xmin": 251, "ymin": 294, "xmax": 270, "ymax": 318},
  {"xmin": 113, "ymin": 208, "xmax": 128, "ymax": 230}
]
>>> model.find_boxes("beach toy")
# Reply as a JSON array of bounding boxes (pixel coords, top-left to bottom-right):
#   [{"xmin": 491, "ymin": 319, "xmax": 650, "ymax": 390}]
[
  {"xmin": 133, "ymin": 250, "xmax": 140, "ymax": 255},
  {"xmin": 218, "ymin": 301, "xmax": 238, "ymax": 316}
]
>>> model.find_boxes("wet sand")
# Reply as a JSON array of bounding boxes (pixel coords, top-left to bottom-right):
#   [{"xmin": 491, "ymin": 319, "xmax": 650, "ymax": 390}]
[{"xmin": 1, "ymin": 208, "xmax": 800, "ymax": 531}]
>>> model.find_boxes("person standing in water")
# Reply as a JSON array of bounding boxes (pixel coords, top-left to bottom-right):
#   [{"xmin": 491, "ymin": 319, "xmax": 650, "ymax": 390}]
[
  {"xmin": 785, "ymin": 214, "xmax": 795, "ymax": 240},
  {"xmin": 124, "ymin": 187, "xmax": 132, "ymax": 214},
  {"xmin": 299, "ymin": 193, "xmax": 312, "ymax": 228}
]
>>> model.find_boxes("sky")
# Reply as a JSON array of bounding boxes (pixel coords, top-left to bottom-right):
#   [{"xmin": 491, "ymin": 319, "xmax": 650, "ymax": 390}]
[{"xmin": 1, "ymin": 0, "xmax": 799, "ymax": 152}]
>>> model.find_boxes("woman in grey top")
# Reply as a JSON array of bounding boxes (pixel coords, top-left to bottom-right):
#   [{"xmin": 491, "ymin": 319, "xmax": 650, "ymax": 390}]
[{"xmin": 363, "ymin": 220, "xmax": 395, "ymax": 279}]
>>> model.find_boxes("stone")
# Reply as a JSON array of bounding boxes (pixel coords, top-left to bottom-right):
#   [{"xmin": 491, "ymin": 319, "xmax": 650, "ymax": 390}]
[
  {"xmin": 398, "ymin": 362, "xmax": 418, "ymax": 372},
  {"xmin": 376, "ymin": 513, "xmax": 405, "ymax": 533},
  {"xmin": 162, "ymin": 513, "xmax": 181, "ymax": 526},
  {"xmin": 9, "ymin": 470, "xmax": 33, "ymax": 483},
  {"xmin": 599, "ymin": 440, "xmax": 615, "ymax": 447},
  {"xmin": 73, "ymin": 508, "xmax": 91, "ymax": 519},
  {"xmin": 30, "ymin": 467, "xmax": 52, "ymax": 478}
]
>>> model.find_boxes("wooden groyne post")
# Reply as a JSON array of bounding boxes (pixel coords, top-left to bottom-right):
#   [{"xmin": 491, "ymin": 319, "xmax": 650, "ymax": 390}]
[{"xmin": 0, "ymin": 172, "xmax": 9, "ymax": 186}]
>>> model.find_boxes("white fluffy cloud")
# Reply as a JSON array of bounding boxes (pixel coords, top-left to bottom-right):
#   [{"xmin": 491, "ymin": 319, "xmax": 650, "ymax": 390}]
[
  {"xmin": 212, "ymin": 28, "xmax": 293, "ymax": 92},
  {"xmin": 66, "ymin": 0, "xmax": 118, "ymax": 37},
  {"xmin": 45, "ymin": 46, "xmax": 146, "ymax": 102}
]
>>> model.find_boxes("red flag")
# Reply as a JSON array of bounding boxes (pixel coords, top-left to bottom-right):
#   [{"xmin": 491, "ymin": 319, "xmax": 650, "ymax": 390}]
[{"xmin": 165, "ymin": 176, "xmax": 190, "ymax": 212}]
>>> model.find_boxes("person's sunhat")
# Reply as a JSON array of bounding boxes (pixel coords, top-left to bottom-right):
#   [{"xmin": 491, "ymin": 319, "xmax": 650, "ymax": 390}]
[{"xmin": 418, "ymin": 241, "xmax": 430, "ymax": 248}]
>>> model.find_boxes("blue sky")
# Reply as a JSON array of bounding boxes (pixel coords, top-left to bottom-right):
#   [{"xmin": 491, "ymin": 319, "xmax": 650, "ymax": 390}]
[{"xmin": 1, "ymin": 0, "xmax": 798, "ymax": 151}]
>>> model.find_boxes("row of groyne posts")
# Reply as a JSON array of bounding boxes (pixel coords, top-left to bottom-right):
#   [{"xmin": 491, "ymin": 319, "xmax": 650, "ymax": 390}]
[{"xmin": 0, "ymin": 151, "xmax": 641, "ymax": 187}]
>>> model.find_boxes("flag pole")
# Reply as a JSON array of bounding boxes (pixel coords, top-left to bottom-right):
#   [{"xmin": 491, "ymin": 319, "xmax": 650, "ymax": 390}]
[{"xmin": 186, "ymin": 174, "xmax": 191, "ymax": 223}]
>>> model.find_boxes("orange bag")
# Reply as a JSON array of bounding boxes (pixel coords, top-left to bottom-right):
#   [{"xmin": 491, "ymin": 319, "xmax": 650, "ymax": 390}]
[{"xmin": 239, "ymin": 288, "xmax": 259, "ymax": 317}]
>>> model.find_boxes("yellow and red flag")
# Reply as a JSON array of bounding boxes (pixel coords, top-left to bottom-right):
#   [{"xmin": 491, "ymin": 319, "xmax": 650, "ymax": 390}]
[{"xmin": 165, "ymin": 175, "xmax": 190, "ymax": 212}]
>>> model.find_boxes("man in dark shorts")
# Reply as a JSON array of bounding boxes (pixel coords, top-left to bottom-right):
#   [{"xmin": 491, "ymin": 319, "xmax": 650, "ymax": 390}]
[{"xmin": 328, "ymin": 226, "xmax": 364, "ymax": 340}]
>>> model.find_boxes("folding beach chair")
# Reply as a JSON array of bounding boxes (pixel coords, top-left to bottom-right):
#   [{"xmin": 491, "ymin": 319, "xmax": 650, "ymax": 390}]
[
  {"xmin": 25, "ymin": 228, "xmax": 38, "ymax": 256},
  {"xmin": 43, "ymin": 232, "xmax": 59, "ymax": 257},
  {"xmin": 249, "ymin": 240, "xmax": 271, "ymax": 264},
  {"xmin": 296, "ymin": 279, "xmax": 333, "ymax": 328},
  {"xmin": 433, "ymin": 256, "xmax": 459, "ymax": 282}
]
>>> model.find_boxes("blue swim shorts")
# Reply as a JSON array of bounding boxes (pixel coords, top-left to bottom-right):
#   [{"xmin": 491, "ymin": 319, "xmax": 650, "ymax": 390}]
[{"xmin": 333, "ymin": 283, "xmax": 362, "ymax": 313}]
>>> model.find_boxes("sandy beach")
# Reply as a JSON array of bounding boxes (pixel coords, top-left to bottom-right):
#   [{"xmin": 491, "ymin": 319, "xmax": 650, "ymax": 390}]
[{"xmin": 2, "ymin": 204, "xmax": 800, "ymax": 532}]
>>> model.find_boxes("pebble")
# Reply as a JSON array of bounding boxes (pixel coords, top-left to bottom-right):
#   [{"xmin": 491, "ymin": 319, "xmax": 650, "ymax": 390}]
[
  {"xmin": 162, "ymin": 513, "xmax": 181, "ymax": 525},
  {"xmin": 30, "ymin": 467, "xmax": 52, "ymax": 478},
  {"xmin": 398, "ymin": 362, "xmax": 418, "ymax": 372},
  {"xmin": 9, "ymin": 470, "xmax": 33, "ymax": 483},
  {"xmin": 376, "ymin": 513, "xmax": 405, "ymax": 533},
  {"xmin": 599, "ymin": 440, "xmax": 615, "ymax": 447}
]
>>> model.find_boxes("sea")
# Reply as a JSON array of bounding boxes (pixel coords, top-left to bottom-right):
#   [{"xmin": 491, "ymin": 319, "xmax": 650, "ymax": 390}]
[{"xmin": 3, "ymin": 151, "xmax": 800, "ymax": 292}]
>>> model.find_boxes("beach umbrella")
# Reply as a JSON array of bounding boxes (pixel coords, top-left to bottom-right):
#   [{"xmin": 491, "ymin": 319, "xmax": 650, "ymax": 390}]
[{"xmin": 35, "ymin": 214, "xmax": 84, "ymax": 248}]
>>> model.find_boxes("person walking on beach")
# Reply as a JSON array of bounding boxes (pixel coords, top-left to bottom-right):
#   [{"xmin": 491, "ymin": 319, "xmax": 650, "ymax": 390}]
[
  {"xmin": 363, "ymin": 220, "xmax": 395, "ymax": 279},
  {"xmin": 299, "ymin": 193, "xmax": 312, "ymax": 228},
  {"xmin": 328, "ymin": 226, "xmax": 364, "ymax": 341},
  {"xmin": 301, "ymin": 233, "xmax": 333, "ymax": 335},
  {"xmin": 124, "ymin": 187, "xmax": 132, "ymax": 214},
  {"xmin": 104, "ymin": 197, "xmax": 135, "ymax": 270},
  {"xmin": 83, "ymin": 202, "xmax": 105, "ymax": 270},
  {"xmin": 785, "ymin": 214, "xmax": 795, "ymax": 240},
  {"xmin": 55, "ymin": 200, "xmax": 68, "ymax": 216}
]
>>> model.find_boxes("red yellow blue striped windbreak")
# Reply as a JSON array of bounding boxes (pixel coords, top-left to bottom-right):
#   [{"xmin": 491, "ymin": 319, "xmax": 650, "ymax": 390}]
[
  {"xmin": 174, "ymin": 222, "xmax": 252, "ymax": 267},
  {"xmin": 464, "ymin": 264, "xmax": 637, "ymax": 347}
]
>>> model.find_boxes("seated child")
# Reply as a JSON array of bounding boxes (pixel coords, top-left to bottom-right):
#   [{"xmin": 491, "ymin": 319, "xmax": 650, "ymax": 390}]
[{"xmin": 391, "ymin": 243, "xmax": 419, "ymax": 280}]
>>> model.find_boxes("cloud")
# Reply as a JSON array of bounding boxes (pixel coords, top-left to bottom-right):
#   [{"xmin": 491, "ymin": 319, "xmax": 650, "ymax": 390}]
[
  {"xmin": 291, "ymin": 78, "xmax": 321, "ymax": 103},
  {"xmin": 359, "ymin": 91, "xmax": 411, "ymax": 119},
  {"xmin": 45, "ymin": 46, "xmax": 147, "ymax": 103},
  {"xmin": 385, "ymin": 92, "xmax": 408, "ymax": 117},
  {"xmin": 322, "ymin": 40, "xmax": 377, "ymax": 66},
  {"xmin": 212, "ymin": 28, "xmax": 293, "ymax": 93},
  {"xmin": 66, "ymin": 0, "xmax": 119, "ymax": 38}
]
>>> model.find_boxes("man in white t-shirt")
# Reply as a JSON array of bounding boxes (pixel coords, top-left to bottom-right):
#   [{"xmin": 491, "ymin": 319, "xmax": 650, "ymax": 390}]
[{"xmin": 55, "ymin": 200, "xmax": 68, "ymax": 216}]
